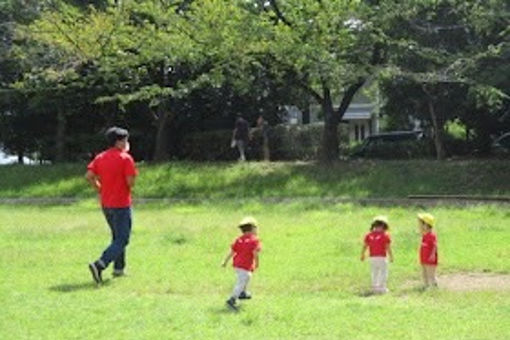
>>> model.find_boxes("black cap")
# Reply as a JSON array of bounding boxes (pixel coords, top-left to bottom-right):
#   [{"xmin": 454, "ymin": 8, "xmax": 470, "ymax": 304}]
[{"xmin": 105, "ymin": 127, "xmax": 129, "ymax": 146}]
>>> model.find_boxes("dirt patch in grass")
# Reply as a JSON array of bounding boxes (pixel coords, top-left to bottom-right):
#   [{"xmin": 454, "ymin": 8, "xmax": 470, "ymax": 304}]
[
  {"xmin": 439, "ymin": 272, "xmax": 510, "ymax": 292},
  {"xmin": 401, "ymin": 272, "xmax": 510, "ymax": 293}
]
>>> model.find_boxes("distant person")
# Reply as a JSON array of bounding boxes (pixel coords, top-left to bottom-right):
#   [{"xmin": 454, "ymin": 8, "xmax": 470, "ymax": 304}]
[
  {"xmin": 257, "ymin": 115, "xmax": 270, "ymax": 161},
  {"xmin": 222, "ymin": 217, "xmax": 262, "ymax": 311},
  {"xmin": 418, "ymin": 213, "xmax": 438, "ymax": 288},
  {"xmin": 231, "ymin": 115, "xmax": 250, "ymax": 161},
  {"xmin": 360, "ymin": 216, "xmax": 393, "ymax": 294},
  {"xmin": 86, "ymin": 127, "xmax": 138, "ymax": 284}
]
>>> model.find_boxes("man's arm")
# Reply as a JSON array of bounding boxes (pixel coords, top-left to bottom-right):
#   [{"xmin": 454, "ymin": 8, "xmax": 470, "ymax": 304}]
[
  {"xmin": 85, "ymin": 170, "xmax": 101, "ymax": 192},
  {"xmin": 126, "ymin": 175, "xmax": 136, "ymax": 189}
]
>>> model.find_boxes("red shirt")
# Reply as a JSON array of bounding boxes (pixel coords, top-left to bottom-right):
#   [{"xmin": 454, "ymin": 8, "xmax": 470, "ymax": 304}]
[
  {"xmin": 420, "ymin": 232, "xmax": 438, "ymax": 265},
  {"xmin": 87, "ymin": 148, "xmax": 138, "ymax": 208},
  {"xmin": 364, "ymin": 230, "xmax": 391, "ymax": 257},
  {"xmin": 231, "ymin": 233, "xmax": 261, "ymax": 272}
]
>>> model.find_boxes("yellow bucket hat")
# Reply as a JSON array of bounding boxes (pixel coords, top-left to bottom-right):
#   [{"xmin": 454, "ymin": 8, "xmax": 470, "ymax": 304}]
[
  {"xmin": 238, "ymin": 216, "xmax": 258, "ymax": 228},
  {"xmin": 372, "ymin": 215, "xmax": 389, "ymax": 228},
  {"xmin": 417, "ymin": 213, "xmax": 436, "ymax": 228}
]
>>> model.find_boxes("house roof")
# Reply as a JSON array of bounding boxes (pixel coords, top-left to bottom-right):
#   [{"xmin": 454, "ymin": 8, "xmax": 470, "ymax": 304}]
[{"xmin": 343, "ymin": 103, "xmax": 374, "ymax": 120}]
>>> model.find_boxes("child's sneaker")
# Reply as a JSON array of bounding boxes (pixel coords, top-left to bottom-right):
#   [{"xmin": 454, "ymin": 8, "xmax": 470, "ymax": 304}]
[
  {"xmin": 88, "ymin": 262, "xmax": 103, "ymax": 284},
  {"xmin": 226, "ymin": 298, "xmax": 239, "ymax": 311},
  {"xmin": 238, "ymin": 291, "xmax": 252, "ymax": 300}
]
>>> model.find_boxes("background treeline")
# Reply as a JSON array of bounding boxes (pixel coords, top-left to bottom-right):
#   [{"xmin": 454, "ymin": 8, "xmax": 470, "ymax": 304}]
[{"xmin": 0, "ymin": 0, "xmax": 508, "ymax": 163}]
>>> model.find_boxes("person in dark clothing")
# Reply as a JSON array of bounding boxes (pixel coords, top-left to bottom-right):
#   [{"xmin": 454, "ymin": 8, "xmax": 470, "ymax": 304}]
[{"xmin": 232, "ymin": 116, "xmax": 251, "ymax": 161}]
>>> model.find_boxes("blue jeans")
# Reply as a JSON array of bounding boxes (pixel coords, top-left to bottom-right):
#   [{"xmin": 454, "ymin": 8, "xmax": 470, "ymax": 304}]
[{"xmin": 100, "ymin": 207, "xmax": 132, "ymax": 270}]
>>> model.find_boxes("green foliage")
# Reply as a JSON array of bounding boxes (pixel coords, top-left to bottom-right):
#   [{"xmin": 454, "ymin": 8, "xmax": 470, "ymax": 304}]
[
  {"xmin": 378, "ymin": 0, "xmax": 509, "ymax": 158},
  {"xmin": 0, "ymin": 0, "xmax": 508, "ymax": 161}
]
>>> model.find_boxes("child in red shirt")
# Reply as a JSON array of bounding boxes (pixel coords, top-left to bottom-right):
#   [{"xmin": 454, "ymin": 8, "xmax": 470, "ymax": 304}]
[
  {"xmin": 222, "ymin": 217, "xmax": 261, "ymax": 311},
  {"xmin": 418, "ymin": 213, "xmax": 438, "ymax": 288},
  {"xmin": 361, "ymin": 216, "xmax": 393, "ymax": 294}
]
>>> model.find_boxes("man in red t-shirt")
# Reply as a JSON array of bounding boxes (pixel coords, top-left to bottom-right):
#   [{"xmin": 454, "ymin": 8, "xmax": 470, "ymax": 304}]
[
  {"xmin": 86, "ymin": 127, "xmax": 138, "ymax": 284},
  {"xmin": 222, "ymin": 217, "xmax": 261, "ymax": 311}
]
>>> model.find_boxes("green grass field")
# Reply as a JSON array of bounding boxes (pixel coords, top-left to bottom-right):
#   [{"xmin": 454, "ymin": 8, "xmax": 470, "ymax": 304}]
[
  {"xmin": 1, "ymin": 160, "xmax": 510, "ymax": 199},
  {"xmin": 1, "ymin": 201, "xmax": 509, "ymax": 339}
]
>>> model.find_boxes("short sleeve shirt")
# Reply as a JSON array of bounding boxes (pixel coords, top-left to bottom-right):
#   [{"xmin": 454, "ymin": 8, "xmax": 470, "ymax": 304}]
[
  {"xmin": 87, "ymin": 148, "xmax": 138, "ymax": 208},
  {"xmin": 364, "ymin": 231, "xmax": 391, "ymax": 257},
  {"xmin": 420, "ymin": 232, "xmax": 438, "ymax": 265},
  {"xmin": 231, "ymin": 233, "xmax": 261, "ymax": 271}
]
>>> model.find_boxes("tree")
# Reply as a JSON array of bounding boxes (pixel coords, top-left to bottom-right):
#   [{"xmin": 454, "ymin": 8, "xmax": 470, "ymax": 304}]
[
  {"xmin": 380, "ymin": 0, "xmax": 509, "ymax": 159},
  {"xmin": 25, "ymin": 0, "xmax": 268, "ymax": 161},
  {"xmin": 3, "ymin": 0, "xmax": 507, "ymax": 162},
  {"xmin": 248, "ymin": 0, "xmax": 386, "ymax": 161}
]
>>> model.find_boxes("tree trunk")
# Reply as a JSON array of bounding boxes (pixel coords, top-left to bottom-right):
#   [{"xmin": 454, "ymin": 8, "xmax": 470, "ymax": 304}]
[
  {"xmin": 321, "ymin": 115, "xmax": 339, "ymax": 162},
  {"xmin": 423, "ymin": 86, "xmax": 446, "ymax": 160},
  {"xmin": 319, "ymin": 80, "xmax": 365, "ymax": 162},
  {"xmin": 302, "ymin": 95, "xmax": 311, "ymax": 124},
  {"xmin": 152, "ymin": 107, "xmax": 172, "ymax": 162},
  {"xmin": 320, "ymin": 86, "xmax": 339, "ymax": 162},
  {"xmin": 427, "ymin": 98, "xmax": 446, "ymax": 160},
  {"xmin": 55, "ymin": 110, "xmax": 66, "ymax": 163}
]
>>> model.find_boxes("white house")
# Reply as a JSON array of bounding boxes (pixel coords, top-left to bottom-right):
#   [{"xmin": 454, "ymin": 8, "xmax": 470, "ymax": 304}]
[
  {"xmin": 287, "ymin": 88, "xmax": 380, "ymax": 142},
  {"xmin": 342, "ymin": 103, "xmax": 379, "ymax": 142}
]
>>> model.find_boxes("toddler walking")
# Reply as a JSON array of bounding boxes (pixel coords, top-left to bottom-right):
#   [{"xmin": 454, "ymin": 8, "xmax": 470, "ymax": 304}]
[{"xmin": 222, "ymin": 217, "xmax": 261, "ymax": 311}]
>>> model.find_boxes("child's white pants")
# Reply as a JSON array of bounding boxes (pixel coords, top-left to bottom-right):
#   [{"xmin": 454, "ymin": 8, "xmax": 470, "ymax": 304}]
[
  {"xmin": 370, "ymin": 257, "xmax": 388, "ymax": 293},
  {"xmin": 232, "ymin": 268, "xmax": 252, "ymax": 298}
]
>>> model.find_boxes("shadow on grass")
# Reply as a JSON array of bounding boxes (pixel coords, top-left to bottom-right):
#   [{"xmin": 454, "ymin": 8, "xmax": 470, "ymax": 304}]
[
  {"xmin": 356, "ymin": 289, "xmax": 398, "ymax": 297},
  {"xmin": 49, "ymin": 279, "xmax": 111, "ymax": 293},
  {"xmin": 208, "ymin": 305, "xmax": 242, "ymax": 314},
  {"xmin": 357, "ymin": 290, "xmax": 376, "ymax": 298},
  {"xmin": 394, "ymin": 285, "xmax": 428, "ymax": 297}
]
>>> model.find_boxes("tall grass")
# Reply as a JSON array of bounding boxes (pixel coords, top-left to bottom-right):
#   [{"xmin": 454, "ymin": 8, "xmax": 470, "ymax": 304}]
[{"xmin": 0, "ymin": 160, "xmax": 509, "ymax": 199}]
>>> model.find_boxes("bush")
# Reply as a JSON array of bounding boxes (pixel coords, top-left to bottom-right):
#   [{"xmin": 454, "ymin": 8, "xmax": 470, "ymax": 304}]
[
  {"xmin": 350, "ymin": 139, "xmax": 434, "ymax": 159},
  {"xmin": 443, "ymin": 134, "xmax": 474, "ymax": 157},
  {"xmin": 180, "ymin": 123, "xmax": 349, "ymax": 161},
  {"xmin": 181, "ymin": 130, "xmax": 237, "ymax": 161}
]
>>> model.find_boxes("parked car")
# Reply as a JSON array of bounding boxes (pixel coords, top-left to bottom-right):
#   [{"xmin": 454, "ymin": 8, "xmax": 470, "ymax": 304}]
[
  {"xmin": 491, "ymin": 132, "xmax": 510, "ymax": 155},
  {"xmin": 350, "ymin": 130, "xmax": 427, "ymax": 159}
]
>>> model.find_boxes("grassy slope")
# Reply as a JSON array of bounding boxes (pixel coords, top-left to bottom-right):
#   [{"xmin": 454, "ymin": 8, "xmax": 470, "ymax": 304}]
[
  {"xmin": 0, "ymin": 160, "xmax": 510, "ymax": 199},
  {"xmin": 1, "ymin": 202, "xmax": 509, "ymax": 339}
]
